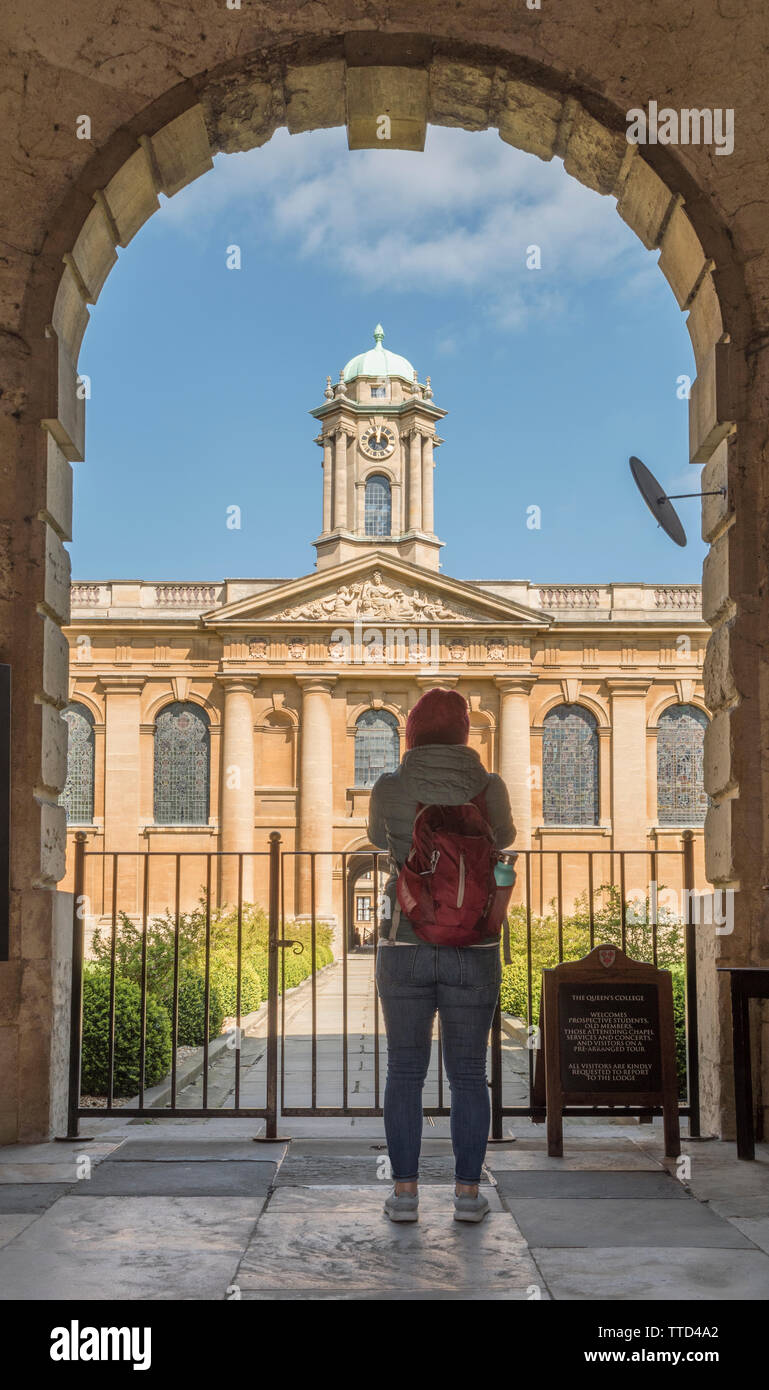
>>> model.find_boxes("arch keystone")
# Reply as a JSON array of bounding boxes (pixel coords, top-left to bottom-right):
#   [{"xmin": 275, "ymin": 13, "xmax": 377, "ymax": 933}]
[{"xmin": 346, "ymin": 66, "xmax": 428, "ymax": 151}]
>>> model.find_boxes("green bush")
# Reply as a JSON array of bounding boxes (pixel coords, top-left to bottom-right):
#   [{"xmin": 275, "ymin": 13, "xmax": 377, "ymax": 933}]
[
  {"xmin": 210, "ymin": 958, "xmax": 262, "ymax": 1017},
  {"xmin": 81, "ymin": 965, "xmax": 172, "ymax": 1097},
  {"xmin": 168, "ymin": 970, "xmax": 225, "ymax": 1046}
]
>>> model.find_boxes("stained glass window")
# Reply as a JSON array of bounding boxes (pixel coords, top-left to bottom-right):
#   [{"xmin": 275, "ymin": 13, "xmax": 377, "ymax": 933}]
[
  {"xmin": 355, "ymin": 709, "xmax": 399, "ymax": 786},
  {"xmin": 154, "ymin": 702, "xmax": 210, "ymax": 825},
  {"xmin": 59, "ymin": 703, "xmax": 95, "ymax": 824},
  {"xmin": 543, "ymin": 704, "xmax": 599, "ymax": 825},
  {"xmin": 364, "ymin": 474, "xmax": 392, "ymax": 537},
  {"xmin": 657, "ymin": 704, "xmax": 708, "ymax": 825}
]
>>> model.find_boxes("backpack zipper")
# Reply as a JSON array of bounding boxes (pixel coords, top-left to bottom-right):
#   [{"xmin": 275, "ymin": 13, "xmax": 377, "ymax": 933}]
[{"xmin": 457, "ymin": 852, "xmax": 466, "ymax": 908}]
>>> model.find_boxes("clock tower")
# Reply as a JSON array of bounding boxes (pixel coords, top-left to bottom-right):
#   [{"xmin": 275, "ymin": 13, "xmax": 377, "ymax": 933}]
[{"xmin": 311, "ymin": 324, "xmax": 446, "ymax": 572}]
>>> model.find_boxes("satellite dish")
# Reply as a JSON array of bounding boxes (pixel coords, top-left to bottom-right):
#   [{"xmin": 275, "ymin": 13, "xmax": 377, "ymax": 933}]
[{"xmin": 629, "ymin": 456, "xmax": 687, "ymax": 547}]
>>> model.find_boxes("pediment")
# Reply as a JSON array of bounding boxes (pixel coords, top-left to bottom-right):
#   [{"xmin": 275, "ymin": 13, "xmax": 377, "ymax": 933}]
[{"xmin": 203, "ymin": 554, "xmax": 551, "ymax": 629}]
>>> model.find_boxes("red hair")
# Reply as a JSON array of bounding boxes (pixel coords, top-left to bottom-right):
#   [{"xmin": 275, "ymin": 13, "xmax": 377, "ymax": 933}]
[{"xmin": 405, "ymin": 688, "xmax": 470, "ymax": 749}]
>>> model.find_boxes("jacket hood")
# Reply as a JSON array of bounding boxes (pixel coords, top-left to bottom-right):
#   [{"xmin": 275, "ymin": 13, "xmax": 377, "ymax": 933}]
[{"xmin": 397, "ymin": 743, "xmax": 489, "ymax": 805}]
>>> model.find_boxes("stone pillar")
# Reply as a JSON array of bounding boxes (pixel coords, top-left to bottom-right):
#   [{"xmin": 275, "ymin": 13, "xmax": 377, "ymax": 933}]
[
  {"xmin": 101, "ymin": 675, "xmax": 145, "ymax": 914},
  {"xmin": 408, "ymin": 429, "xmax": 422, "ymax": 532},
  {"xmin": 333, "ymin": 429, "xmax": 348, "ymax": 529},
  {"xmin": 496, "ymin": 677, "xmax": 536, "ymax": 850},
  {"xmin": 607, "ymin": 679, "xmax": 650, "ymax": 854},
  {"xmin": 219, "ymin": 678, "xmax": 256, "ymax": 907},
  {"xmin": 297, "ymin": 676, "xmax": 337, "ymax": 919},
  {"xmin": 422, "ymin": 433, "xmax": 435, "ymax": 534},
  {"xmin": 321, "ymin": 434, "xmax": 333, "ymax": 533}
]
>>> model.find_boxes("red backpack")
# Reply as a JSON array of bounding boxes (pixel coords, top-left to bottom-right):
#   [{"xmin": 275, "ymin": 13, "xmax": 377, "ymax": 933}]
[{"xmin": 392, "ymin": 791, "xmax": 508, "ymax": 946}]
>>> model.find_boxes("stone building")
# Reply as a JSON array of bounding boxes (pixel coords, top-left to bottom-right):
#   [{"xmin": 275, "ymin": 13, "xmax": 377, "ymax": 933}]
[{"xmin": 60, "ymin": 327, "xmax": 710, "ymax": 941}]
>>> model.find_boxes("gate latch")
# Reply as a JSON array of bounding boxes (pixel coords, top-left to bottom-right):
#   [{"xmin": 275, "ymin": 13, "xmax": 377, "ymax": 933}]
[{"xmin": 275, "ymin": 938, "xmax": 304, "ymax": 955}]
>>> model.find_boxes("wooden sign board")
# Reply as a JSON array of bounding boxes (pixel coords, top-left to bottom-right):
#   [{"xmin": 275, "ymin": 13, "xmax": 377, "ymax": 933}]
[{"xmin": 533, "ymin": 944, "xmax": 680, "ymax": 1157}]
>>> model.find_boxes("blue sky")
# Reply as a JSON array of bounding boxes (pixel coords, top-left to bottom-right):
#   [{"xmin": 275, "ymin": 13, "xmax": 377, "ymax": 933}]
[{"xmin": 75, "ymin": 125, "xmax": 704, "ymax": 586}]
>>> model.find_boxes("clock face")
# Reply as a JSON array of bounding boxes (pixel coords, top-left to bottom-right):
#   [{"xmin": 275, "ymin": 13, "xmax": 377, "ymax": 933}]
[{"xmin": 360, "ymin": 424, "xmax": 396, "ymax": 459}]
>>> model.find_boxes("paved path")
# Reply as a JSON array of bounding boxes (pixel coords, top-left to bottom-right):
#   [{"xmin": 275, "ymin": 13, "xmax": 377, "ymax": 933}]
[{"xmin": 178, "ymin": 956, "xmax": 530, "ymax": 1113}]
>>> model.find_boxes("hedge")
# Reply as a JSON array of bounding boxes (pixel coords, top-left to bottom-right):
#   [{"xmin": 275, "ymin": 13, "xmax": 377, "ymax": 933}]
[{"xmin": 81, "ymin": 965, "xmax": 172, "ymax": 1097}]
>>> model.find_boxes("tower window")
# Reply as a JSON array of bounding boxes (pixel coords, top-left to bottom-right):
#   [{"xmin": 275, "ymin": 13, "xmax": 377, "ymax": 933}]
[
  {"xmin": 371, "ymin": 385, "xmax": 387, "ymax": 398},
  {"xmin": 365, "ymin": 474, "xmax": 392, "ymax": 537}
]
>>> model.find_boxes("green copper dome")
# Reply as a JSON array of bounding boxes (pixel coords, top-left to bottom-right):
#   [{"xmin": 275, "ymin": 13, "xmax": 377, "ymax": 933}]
[{"xmin": 342, "ymin": 324, "xmax": 415, "ymax": 384}]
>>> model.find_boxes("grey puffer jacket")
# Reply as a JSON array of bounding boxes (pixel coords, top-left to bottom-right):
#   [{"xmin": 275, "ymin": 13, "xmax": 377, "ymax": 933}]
[{"xmin": 367, "ymin": 744, "xmax": 515, "ymax": 945}]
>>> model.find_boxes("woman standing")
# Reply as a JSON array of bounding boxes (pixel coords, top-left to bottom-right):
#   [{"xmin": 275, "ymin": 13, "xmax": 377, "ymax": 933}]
[{"xmin": 368, "ymin": 687, "xmax": 515, "ymax": 1223}]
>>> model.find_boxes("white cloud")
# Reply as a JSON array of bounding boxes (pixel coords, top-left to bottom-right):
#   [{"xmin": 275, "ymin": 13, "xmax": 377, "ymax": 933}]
[{"xmin": 160, "ymin": 126, "xmax": 663, "ymax": 329}]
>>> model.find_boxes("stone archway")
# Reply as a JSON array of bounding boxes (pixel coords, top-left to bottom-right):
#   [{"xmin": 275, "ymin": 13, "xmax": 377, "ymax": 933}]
[{"xmin": 2, "ymin": 28, "xmax": 764, "ymax": 1144}]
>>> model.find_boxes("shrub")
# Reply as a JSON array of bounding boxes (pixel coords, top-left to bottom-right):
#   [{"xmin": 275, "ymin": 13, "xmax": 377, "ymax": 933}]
[
  {"xmin": 168, "ymin": 970, "xmax": 226, "ymax": 1046},
  {"xmin": 210, "ymin": 958, "xmax": 262, "ymax": 1017},
  {"xmin": 81, "ymin": 965, "xmax": 172, "ymax": 1097}
]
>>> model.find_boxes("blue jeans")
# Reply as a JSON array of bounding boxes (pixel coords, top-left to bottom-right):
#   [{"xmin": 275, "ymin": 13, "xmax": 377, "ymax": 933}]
[{"xmin": 375, "ymin": 943, "xmax": 502, "ymax": 1184}]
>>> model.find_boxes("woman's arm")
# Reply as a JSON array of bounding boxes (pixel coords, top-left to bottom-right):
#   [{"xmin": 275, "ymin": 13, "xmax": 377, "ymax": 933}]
[
  {"xmin": 366, "ymin": 774, "xmax": 389, "ymax": 849},
  {"xmin": 486, "ymin": 775, "xmax": 516, "ymax": 849}
]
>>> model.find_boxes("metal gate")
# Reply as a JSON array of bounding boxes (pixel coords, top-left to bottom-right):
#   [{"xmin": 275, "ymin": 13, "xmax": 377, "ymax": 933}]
[{"xmin": 62, "ymin": 831, "xmax": 701, "ymax": 1138}]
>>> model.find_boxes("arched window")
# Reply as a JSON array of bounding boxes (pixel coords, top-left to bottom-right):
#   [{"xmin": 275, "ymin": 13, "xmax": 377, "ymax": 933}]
[
  {"xmin": 543, "ymin": 704, "xmax": 599, "ymax": 825},
  {"xmin": 59, "ymin": 703, "xmax": 95, "ymax": 824},
  {"xmin": 354, "ymin": 709, "xmax": 400, "ymax": 787},
  {"xmin": 364, "ymin": 474, "xmax": 392, "ymax": 537},
  {"xmin": 657, "ymin": 704, "xmax": 708, "ymax": 825},
  {"xmin": 154, "ymin": 702, "xmax": 210, "ymax": 825}
]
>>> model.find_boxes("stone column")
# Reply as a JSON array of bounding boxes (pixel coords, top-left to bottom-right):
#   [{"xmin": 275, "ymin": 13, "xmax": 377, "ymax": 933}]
[
  {"xmin": 408, "ymin": 429, "xmax": 422, "ymax": 532},
  {"xmin": 321, "ymin": 434, "xmax": 333, "ymax": 533},
  {"xmin": 101, "ymin": 675, "xmax": 146, "ymax": 916},
  {"xmin": 297, "ymin": 676, "xmax": 337, "ymax": 919},
  {"xmin": 333, "ymin": 429, "xmax": 348, "ymax": 530},
  {"xmin": 219, "ymin": 678, "xmax": 257, "ymax": 907},
  {"xmin": 422, "ymin": 433, "xmax": 435, "ymax": 534},
  {"xmin": 496, "ymin": 676, "xmax": 536, "ymax": 850},
  {"xmin": 607, "ymin": 679, "xmax": 650, "ymax": 855}
]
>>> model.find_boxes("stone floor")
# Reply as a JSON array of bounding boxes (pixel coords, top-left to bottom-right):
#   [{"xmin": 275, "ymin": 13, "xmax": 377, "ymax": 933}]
[{"xmin": 0, "ymin": 957, "xmax": 767, "ymax": 1300}]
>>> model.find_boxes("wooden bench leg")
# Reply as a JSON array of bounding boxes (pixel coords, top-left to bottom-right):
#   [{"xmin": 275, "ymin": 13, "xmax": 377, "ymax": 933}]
[{"xmin": 731, "ymin": 981, "xmax": 755, "ymax": 1160}]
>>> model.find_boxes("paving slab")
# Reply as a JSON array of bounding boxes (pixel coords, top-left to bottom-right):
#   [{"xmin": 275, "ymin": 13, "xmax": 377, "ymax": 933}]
[
  {"xmin": 485, "ymin": 1147, "xmax": 663, "ymax": 1171},
  {"xmin": 273, "ymin": 1155, "xmax": 462, "ymax": 1186},
  {"xmin": 0, "ymin": 1214, "xmax": 38, "ymax": 1247},
  {"xmin": 491, "ymin": 1170, "xmax": 689, "ymax": 1200},
  {"xmin": 105, "ymin": 1140, "xmax": 282, "ymax": 1163},
  {"xmin": 78, "ymin": 1160, "xmax": 276, "ymax": 1198},
  {"xmin": 727, "ymin": 1216, "xmax": 769, "ymax": 1254},
  {"xmin": 266, "ymin": 1185, "xmax": 503, "ymax": 1212},
  {"xmin": 505, "ymin": 1197, "xmax": 756, "ymax": 1248},
  {"xmin": 237, "ymin": 1210, "xmax": 538, "ymax": 1292},
  {"xmin": 239, "ymin": 1286, "xmax": 550, "ymax": 1300},
  {"xmin": 0, "ymin": 1184, "xmax": 74, "ymax": 1214},
  {"xmin": 0, "ymin": 1196, "xmax": 258, "ymax": 1301},
  {"xmin": 532, "ymin": 1245, "xmax": 769, "ymax": 1300},
  {"xmin": 0, "ymin": 1142, "xmax": 120, "ymax": 1164},
  {"xmin": 0, "ymin": 1162, "xmax": 98, "ymax": 1184}
]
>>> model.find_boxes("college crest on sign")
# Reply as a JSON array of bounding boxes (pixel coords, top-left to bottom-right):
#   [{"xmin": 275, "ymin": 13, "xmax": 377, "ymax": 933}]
[{"xmin": 599, "ymin": 948, "xmax": 616, "ymax": 968}]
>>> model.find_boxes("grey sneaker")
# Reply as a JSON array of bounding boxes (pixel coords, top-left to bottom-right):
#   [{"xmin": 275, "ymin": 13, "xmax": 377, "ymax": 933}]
[
  {"xmin": 453, "ymin": 1190, "xmax": 490, "ymax": 1223},
  {"xmin": 384, "ymin": 1188, "xmax": 419, "ymax": 1222}
]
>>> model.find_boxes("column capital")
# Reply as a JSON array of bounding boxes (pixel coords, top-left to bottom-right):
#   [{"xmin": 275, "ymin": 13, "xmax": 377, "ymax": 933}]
[
  {"xmin": 97, "ymin": 674, "xmax": 148, "ymax": 695},
  {"xmin": 296, "ymin": 675, "xmax": 338, "ymax": 694},
  {"xmin": 216, "ymin": 674, "xmax": 260, "ymax": 694},
  {"xmin": 495, "ymin": 674, "xmax": 536, "ymax": 695}
]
